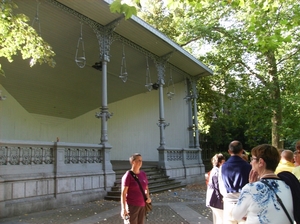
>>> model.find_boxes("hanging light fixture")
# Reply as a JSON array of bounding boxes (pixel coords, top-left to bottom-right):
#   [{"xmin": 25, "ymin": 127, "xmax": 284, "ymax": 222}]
[
  {"xmin": 0, "ymin": 90, "xmax": 6, "ymax": 101},
  {"xmin": 145, "ymin": 56, "xmax": 153, "ymax": 91},
  {"xmin": 119, "ymin": 44, "xmax": 128, "ymax": 82},
  {"xmin": 75, "ymin": 22, "xmax": 86, "ymax": 68},
  {"xmin": 31, "ymin": 0, "xmax": 41, "ymax": 36},
  {"xmin": 166, "ymin": 66, "xmax": 175, "ymax": 100}
]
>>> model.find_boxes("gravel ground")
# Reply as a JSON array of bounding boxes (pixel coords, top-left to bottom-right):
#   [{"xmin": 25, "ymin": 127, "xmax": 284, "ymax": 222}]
[{"xmin": 0, "ymin": 183, "xmax": 212, "ymax": 224}]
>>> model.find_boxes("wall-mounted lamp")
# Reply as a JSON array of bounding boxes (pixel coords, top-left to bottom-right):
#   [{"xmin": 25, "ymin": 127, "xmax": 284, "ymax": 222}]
[
  {"xmin": 152, "ymin": 83, "xmax": 159, "ymax": 90},
  {"xmin": 92, "ymin": 62, "xmax": 102, "ymax": 71}
]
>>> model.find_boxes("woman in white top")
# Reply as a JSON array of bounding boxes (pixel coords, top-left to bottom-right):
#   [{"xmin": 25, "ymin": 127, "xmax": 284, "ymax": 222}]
[
  {"xmin": 206, "ymin": 153, "xmax": 225, "ymax": 224},
  {"xmin": 232, "ymin": 144, "xmax": 294, "ymax": 224}
]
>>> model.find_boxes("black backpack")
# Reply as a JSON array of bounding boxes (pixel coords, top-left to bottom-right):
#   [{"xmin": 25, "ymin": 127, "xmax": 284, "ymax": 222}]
[{"xmin": 277, "ymin": 171, "xmax": 300, "ymax": 224}]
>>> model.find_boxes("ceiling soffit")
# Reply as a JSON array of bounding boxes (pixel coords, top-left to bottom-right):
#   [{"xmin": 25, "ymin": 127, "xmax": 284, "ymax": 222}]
[{"xmin": 0, "ymin": 0, "xmax": 212, "ymax": 119}]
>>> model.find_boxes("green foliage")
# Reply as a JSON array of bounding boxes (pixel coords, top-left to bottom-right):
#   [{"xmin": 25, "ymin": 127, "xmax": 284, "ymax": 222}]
[
  {"xmin": 0, "ymin": 1, "xmax": 55, "ymax": 76},
  {"xmin": 111, "ymin": 0, "xmax": 300, "ymax": 149},
  {"xmin": 197, "ymin": 73, "xmax": 272, "ymax": 150},
  {"xmin": 169, "ymin": 0, "xmax": 300, "ymax": 149},
  {"xmin": 110, "ymin": 0, "xmax": 137, "ymax": 19}
]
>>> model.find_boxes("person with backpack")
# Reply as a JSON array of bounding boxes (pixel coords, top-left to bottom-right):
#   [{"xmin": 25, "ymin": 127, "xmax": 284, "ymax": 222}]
[{"xmin": 232, "ymin": 144, "xmax": 294, "ymax": 223}]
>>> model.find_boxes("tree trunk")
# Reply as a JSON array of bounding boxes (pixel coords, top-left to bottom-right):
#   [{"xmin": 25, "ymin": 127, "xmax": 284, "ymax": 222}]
[
  {"xmin": 268, "ymin": 50, "xmax": 283, "ymax": 150},
  {"xmin": 271, "ymin": 108, "xmax": 283, "ymax": 149}
]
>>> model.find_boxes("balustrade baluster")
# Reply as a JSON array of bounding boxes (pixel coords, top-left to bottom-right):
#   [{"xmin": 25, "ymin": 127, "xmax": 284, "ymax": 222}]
[
  {"xmin": 19, "ymin": 147, "xmax": 23, "ymax": 165},
  {"xmin": 42, "ymin": 147, "xmax": 45, "ymax": 164},
  {"xmin": 31, "ymin": 147, "xmax": 34, "ymax": 165},
  {"xmin": 7, "ymin": 146, "xmax": 11, "ymax": 165}
]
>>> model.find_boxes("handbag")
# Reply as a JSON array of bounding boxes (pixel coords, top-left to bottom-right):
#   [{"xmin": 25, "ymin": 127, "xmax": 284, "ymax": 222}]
[
  {"xmin": 260, "ymin": 180, "xmax": 293, "ymax": 224},
  {"xmin": 129, "ymin": 171, "xmax": 152, "ymax": 218},
  {"xmin": 145, "ymin": 201, "xmax": 152, "ymax": 213}
]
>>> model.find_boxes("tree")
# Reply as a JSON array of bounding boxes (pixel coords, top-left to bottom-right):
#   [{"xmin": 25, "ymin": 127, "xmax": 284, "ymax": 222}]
[
  {"xmin": 110, "ymin": 0, "xmax": 138, "ymax": 20},
  {"xmin": 111, "ymin": 0, "xmax": 300, "ymax": 149},
  {"xmin": 0, "ymin": 1, "xmax": 55, "ymax": 76},
  {"xmin": 181, "ymin": 0, "xmax": 300, "ymax": 149}
]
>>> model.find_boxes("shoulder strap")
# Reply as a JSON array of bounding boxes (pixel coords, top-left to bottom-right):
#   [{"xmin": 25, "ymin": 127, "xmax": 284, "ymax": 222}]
[
  {"xmin": 129, "ymin": 171, "xmax": 147, "ymax": 201},
  {"xmin": 260, "ymin": 180, "xmax": 293, "ymax": 224}
]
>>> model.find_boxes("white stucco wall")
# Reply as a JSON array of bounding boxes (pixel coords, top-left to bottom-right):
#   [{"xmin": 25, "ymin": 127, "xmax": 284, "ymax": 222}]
[
  {"xmin": 0, "ymin": 87, "xmax": 43, "ymax": 140},
  {"xmin": 0, "ymin": 81, "xmax": 190, "ymax": 161}
]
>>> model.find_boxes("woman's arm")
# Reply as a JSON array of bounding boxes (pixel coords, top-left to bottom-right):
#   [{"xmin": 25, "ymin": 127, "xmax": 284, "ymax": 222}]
[
  {"xmin": 145, "ymin": 185, "xmax": 151, "ymax": 203},
  {"xmin": 232, "ymin": 185, "xmax": 251, "ymax": 220},
  {"xmin": 121, "ymin": 185, "xmax": 129, "ymax": 218},
  {"xmin": 218, "ymin": 165, "xmax": 227, "ymax": 197}
]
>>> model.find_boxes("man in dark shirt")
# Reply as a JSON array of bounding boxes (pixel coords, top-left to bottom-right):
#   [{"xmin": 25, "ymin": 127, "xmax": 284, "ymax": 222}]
[{"xmin": 219, "ymin": 140, "xmax": 252, "ymax": 224}]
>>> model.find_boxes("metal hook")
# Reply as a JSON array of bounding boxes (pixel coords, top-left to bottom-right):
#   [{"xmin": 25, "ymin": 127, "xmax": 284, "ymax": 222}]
[
  {"xmin": 119, "ymin": 44, "xmax": 128, "ymax": 82},
  {"xmin": 167, "ymin": 67, "xmax": 175, "ymax": 100},
  {"xmin": 75, "ymin": 22, "xmax": 86, "ymax": 68},
  {"xmin": 145, "ymin": 56, "xmax": 152, "ymax": 91},
  {"xmin": 32, "ymin": 0, "xmax": 41, "ymax": 36}
]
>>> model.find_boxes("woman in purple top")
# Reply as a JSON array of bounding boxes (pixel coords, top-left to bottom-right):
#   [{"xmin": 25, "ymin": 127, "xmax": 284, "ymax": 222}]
[{"xmin": 121, "ymin": 153, "xmax": 151, "ymax": 224}]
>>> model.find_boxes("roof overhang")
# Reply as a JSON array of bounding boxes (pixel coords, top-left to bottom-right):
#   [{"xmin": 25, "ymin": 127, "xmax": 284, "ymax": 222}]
[{"xmin": 0, "ymin": 0, "xmax": 213, "ymax": 119}]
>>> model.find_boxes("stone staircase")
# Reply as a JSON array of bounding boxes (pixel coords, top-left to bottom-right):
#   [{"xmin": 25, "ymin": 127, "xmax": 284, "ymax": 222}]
[{"xmin": 105, "ymin": 162, "xmax": 186, "ymax": 201}]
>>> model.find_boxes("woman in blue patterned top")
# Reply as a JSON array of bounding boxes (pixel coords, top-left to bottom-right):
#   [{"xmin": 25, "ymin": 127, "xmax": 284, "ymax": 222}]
[{"xmin": 232, "ymin": 144, "xmax": 294, "ymax": 224}]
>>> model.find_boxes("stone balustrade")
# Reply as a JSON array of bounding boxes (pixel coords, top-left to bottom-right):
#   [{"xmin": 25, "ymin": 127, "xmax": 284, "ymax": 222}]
[
  {"xmin": 158, "ymin": 147, "xmax": 205, "ymax": 184},
  {"xmin": 0, "ymin": 140, "xmax": 115, "ymax": 218}
]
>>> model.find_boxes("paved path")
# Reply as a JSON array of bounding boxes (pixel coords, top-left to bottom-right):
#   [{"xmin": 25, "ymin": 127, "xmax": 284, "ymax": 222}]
[{"xmin": 0, "ymin": 183, "xmax": 213, "ymax": 224}]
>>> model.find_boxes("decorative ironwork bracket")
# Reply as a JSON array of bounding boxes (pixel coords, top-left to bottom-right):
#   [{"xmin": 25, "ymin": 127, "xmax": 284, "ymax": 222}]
[
  {"xmin": 46, "ymin": 0, "xmax": 122, "ymax": 62},
  {"xmin": 95, "ymin": 109, "xmax": 113, "ymax": 121},
  {"xmin": 95, "ymin": 16, "xmax": 123, "ymax": 62},
  {"xmin": 153, "ymin": 52, "xmax": 173, "ymax": 85},
  {"xmin": 157, "ymin": 121, "xmax": 170, "ymax": 129}
]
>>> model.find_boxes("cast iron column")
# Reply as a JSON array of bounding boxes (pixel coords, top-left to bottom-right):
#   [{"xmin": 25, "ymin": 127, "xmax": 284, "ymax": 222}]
[
  {"xmin": 186, "ymin": 79, "xmax": 195, "ymax": 148},
  {"xmin": 155, "ymin": 57, "xmax": 170, "ymax": 148},
  {"xmin": 93, "ymin": 17, "xmax": 123, "ymax": 189},
  {"xmin": 94, "ymin": 18, "xmax": 122, "ymax": 145},
  {"xmin": 191, "ymin": 80, "xmax": 200, "ymax": 149}
]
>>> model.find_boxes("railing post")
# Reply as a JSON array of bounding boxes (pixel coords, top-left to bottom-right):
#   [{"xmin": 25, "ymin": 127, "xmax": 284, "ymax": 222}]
[
  {"xmin": 54, "ymin": 142, "xmax": 65, "ymax": 198},
  {"xmin": 102, "ymin": 144, "xmax": 114, "ymax": 191},
  {"xmin": 0, "ymin": 177, "xmax": 4, "ymax": 217},
  {"xmin": 182, "ymin": 148, "xmax": 187, "ymax": 178},
  {"xmin": 157, "ymin": 146, "xmax": 170, "ymax": 169}
]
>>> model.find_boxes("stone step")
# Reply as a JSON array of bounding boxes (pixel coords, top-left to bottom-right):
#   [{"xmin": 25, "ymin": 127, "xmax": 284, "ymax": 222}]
[
  {"xmin": 115, "ymin": 172, "xmax": 168, "ymax": 180},
  {"xmin": 105, "ymin": 183, "xmax": 186, "ymax": 201},
  {"xmin": 115, "ymin": 168, "xmax": 163, "ymax": 179},
  {"xmin": 111, "ymin": 178, "xmax": 181, "ymax": 191},
  {"xmin": 105, "ymin": 164, "xmax": 186, "ymax": 201},
  {"xmin": 113, "ymin": 176, "xmax": 172, "ymax": 186}
]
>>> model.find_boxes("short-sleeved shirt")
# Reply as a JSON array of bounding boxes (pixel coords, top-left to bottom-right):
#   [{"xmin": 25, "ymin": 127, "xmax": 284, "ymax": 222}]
[{"xmin": 122, "ymin": 170, "xmax": 148, "ymax": 206}]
